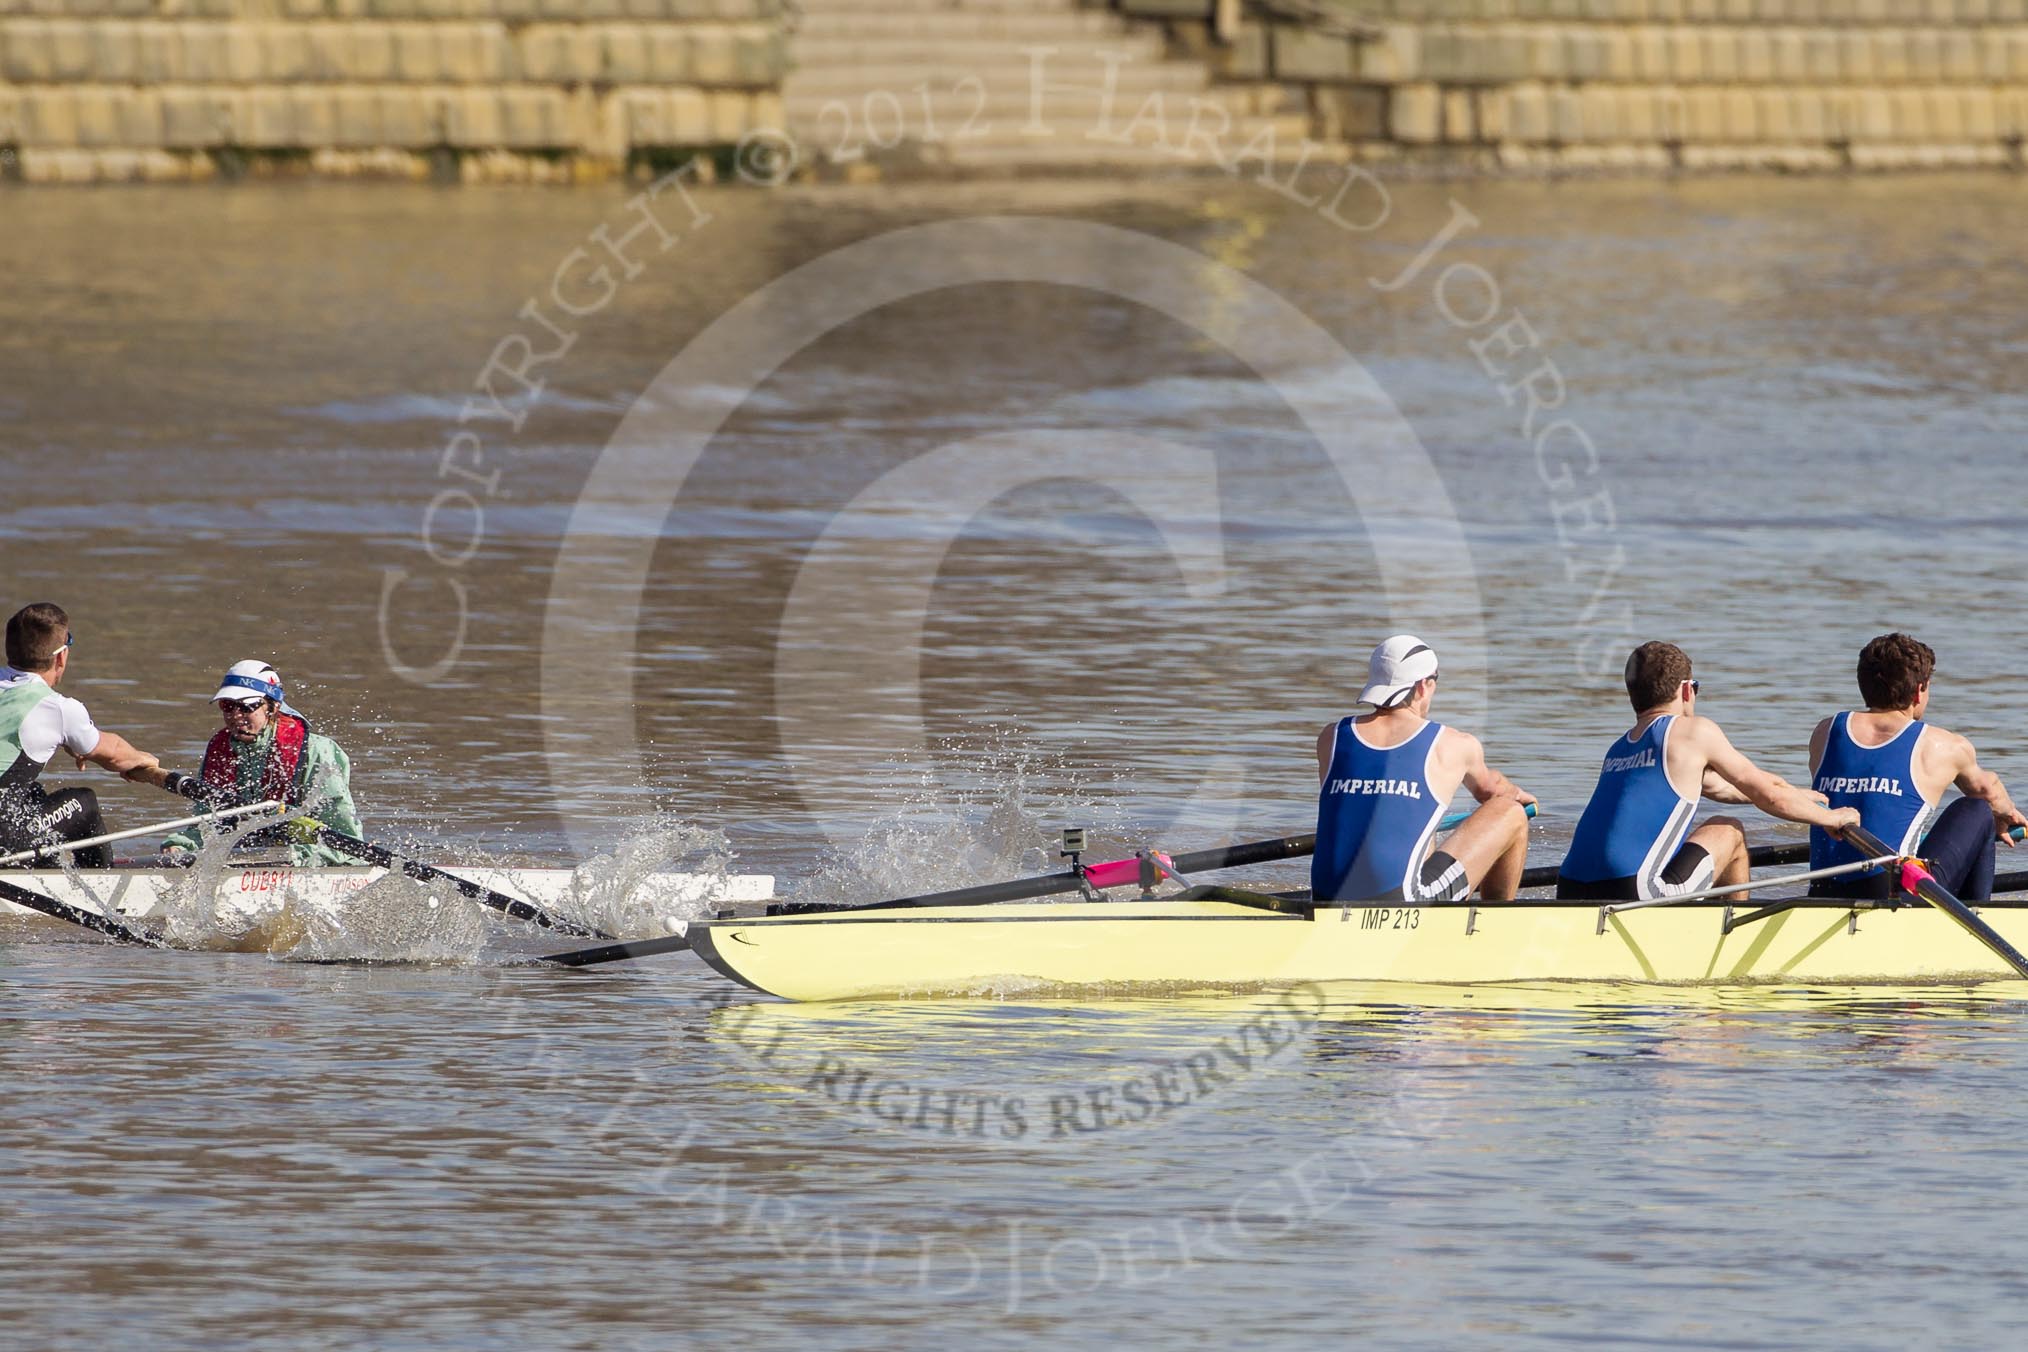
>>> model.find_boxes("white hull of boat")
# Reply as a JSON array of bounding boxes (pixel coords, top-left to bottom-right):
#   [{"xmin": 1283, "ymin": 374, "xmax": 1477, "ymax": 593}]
[{"xmin": 0, "ymin": 864, "xmax": 774, "ymax": 928}]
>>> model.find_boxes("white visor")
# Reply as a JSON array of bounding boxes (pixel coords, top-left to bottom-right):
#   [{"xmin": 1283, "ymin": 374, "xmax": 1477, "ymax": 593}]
[{"xmin": 1355, "ymin": 635, "xmax": 1439, "ymax": 708}]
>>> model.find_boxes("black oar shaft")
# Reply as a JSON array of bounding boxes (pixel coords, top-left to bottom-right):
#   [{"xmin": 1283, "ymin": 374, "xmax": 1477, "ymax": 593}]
[
  {"xmin": 1169, "ymin": 834, "xmax": 1318, "ymax": 875},
  {"xmin": 0, "ymin": 877, "xmax": 163, "ymax": 947},
  {"xmin": 1846, "ymin": 824, "xmax": 2028, "ymax": 979},
  {"xmin": 309, "ymin": 826, "xmax": 610, "ymax": 940},
  {"xmin": 770, "ymin": 832, "xmax": 1327, "ymax": 916},
  {"xmin": 833, "ymin": 869, "xmax": 1088, "ymax": 912},
  {"xmin": 542, "ymin": 933, "xmax": 691, "ymax": 967}
]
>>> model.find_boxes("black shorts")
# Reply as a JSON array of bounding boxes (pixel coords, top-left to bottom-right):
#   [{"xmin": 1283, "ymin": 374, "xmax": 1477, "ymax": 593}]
[
  {"xmin": 0, "ymin": 783, "xmax": 111, "ymax": 869},
  {"xmin": 1557, "ymin": 843, "xmax": 1713, "ymax": 902},
  {"xmin": 1407, "ymin": 850, "xmax": 1470, "ymax": 903}
]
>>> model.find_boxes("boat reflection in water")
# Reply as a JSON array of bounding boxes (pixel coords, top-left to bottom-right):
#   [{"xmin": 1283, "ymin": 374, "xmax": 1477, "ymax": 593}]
[{"xmin": 703, "ymin": 979, "xmax": 2028, "ymax": 1147}]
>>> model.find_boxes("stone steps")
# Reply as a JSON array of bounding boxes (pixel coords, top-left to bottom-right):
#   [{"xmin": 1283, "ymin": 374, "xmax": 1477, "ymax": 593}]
[
  {"xmin": 782, "ymin": 87, "xmax": 1272, "ymax": 125},
  {"xmin": 0, "ymin": 0, "xmax": 783, "ymax": 20},
  {"xmin": 1333, "ymin": 0, "xmax": 2028, "ymax": 23},
  {"xmin": 0, "ymin": 78, "xmax": 782, "ymax": 146},
  {"xmin": 894, "ymin": 111, "xmax": 1317, "ymax": 156},
  {"xmin": 788, "ymin": 37, "xmax": 1170, "ymax": 67},
  {"xmin": 784, "ymin": 60, "xmax": 1205, "ymax": 98},
  {"xmin": 782, "ymin": 0, "xmax": 1306, "ymax": 173},
  {"xmin": 0, "ymin": 17, "xmax": 784, "ymax": 86},
  {"xmin": 1275, "ymin": 20, "xmax": 2028, "ymax": 87},
  {"xmin": 1440, "ymin": 78, "xmax": 2028, "ymax": 142},
  {"xmin": 792, "ymin": 10, "xmax": 1127, "ymax": 37},
  {"xmin": 788, "ymin": 0, "xmax": 1073, "ymax": 11}
]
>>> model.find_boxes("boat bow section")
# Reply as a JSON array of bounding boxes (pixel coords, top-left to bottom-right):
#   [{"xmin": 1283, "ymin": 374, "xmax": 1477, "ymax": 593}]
[{"xmin": 685, "ymin": 899, "xmax": 1312, "ymax": 1001}]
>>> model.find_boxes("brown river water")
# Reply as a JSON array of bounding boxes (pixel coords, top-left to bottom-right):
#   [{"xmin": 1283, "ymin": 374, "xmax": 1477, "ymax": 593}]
[{"xmin": 3, "ymin": 172, "xmax": 2027, "ymax": 1348}]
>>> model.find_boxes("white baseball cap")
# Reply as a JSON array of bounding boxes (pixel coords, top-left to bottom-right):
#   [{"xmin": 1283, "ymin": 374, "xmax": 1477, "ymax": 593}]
[
  {"xmin": 209, "ymin": 659, "xmax": 285, "ymax": 706},
  {"xmin": 1357, "ymin": 635, "xmax": 1440, "ymax": 708}
]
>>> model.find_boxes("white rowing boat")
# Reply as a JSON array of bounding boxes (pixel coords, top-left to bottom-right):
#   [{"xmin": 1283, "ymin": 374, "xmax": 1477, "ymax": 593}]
[{"xmin": 0, "ymin": 863, "xmax": 775, "ymax": 929}]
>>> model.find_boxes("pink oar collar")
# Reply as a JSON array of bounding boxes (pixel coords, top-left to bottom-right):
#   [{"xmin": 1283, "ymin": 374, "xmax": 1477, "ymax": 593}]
[{"xmin": 1081, "ymin": 853, "xmax": 1174, "ymax": 891}]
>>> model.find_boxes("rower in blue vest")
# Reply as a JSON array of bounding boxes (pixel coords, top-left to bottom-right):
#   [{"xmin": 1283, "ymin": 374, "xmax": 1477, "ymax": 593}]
[
  {"xmin": 1559, "ymin": 641, "xmax": 1856, "ymax": 902},
  {"xmin": 1807, "ymin": 633, "xmax": 2026, "ymax": 901},
  {"xmin": 0, "ymin": 602, "xmax": 176, "ymax": 867},
  {"xmin": 1312, "ymin": 635, "xmax": 1535, "ymax": 903}
]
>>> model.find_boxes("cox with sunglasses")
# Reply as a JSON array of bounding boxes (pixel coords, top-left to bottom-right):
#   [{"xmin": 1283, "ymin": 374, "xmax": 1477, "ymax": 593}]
[
  {"xmin": 159, "ymin": 660, "xmax": 362, "ymax": 866},
  {"xmin": 0, "ymin": 602, "xmax": 175, "ymax": 867},
  {"xmin": 1556, "ymin": 641, "xmax": 1859, "ymax": 903}
]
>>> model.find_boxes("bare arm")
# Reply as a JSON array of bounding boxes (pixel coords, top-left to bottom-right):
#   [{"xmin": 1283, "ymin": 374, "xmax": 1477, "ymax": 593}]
[
  {"xmin": 80, "ymin": 731, "xmax": 165, "ymax": 783},
  {"xmin": 1456, "ymin": 731, "xmax": 1536, "ymax": 808},
  {"xmin": 1700, "ymin": 768, "xmax": 1752, "ymax": 805},
  {"xmin": 1316, "ymin": 724, "xmax": 1335, "ymax": 784},
  {"xmin": 1944, "ymin": 732, "xmax": 2028, "ymax": 844},
  {"xmin": 1700, "ymin": 721, "xmax": 1855, "ymax": 833}
]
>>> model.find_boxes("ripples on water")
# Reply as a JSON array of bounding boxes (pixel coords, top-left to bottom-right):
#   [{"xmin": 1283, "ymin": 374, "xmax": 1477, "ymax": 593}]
[
  {"xmin": 5, "ymin": 174, "xmax": 2028, "ymax": 1346},
  {"xmin": 10, "ymin": 175, "xmax": 2025, "ymax": 873},
  {"xmin": 6, "ymin": 941, "xmax": 2028, "ymax": 1349}
]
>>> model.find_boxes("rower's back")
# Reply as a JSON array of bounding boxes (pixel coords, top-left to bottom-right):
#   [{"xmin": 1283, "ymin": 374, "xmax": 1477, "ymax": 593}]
[
  {"xmin": 1559, "ymin": 714, "xmax": 1698, "ymax": 889},
  {"xmin": 1312, "ymin": 711, "xmax": 1449, "ymax": 902},
  {"xmin": 1810, "ymin": 710, "xmax": 1933, "ymax": 873}
]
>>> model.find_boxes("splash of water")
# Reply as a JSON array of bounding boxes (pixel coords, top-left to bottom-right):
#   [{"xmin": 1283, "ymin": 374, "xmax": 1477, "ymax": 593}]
[
  {"xmin": 148, "ymin": 815, "xmax": 486, "ymax": 960},
  {"xmin": 282, "ymin": 872, "xmax": 491, "ymax": 964},
  {"xmin": 14, "ymin": 808, "xmax": 753, "ymax": 962},
  {"xmin": 156, "ymin": 824, "xmax": 276, "ymax": 948},
  {"xmin": 791, "ymin": 732, "xmax": 1132, "ymax": 909},
  {"xmin": 542, "ymin": 816, "xmax": 738, "ymax": 938},
  {"xmin": 254, "ymin": 814, "xmax": 747, "ymax": 960}
]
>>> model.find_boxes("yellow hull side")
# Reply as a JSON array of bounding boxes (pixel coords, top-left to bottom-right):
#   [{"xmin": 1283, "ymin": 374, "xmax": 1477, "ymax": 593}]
[{"xmin": 686, "ymin": 899, "xmax": 2028, "ymax": 1001}]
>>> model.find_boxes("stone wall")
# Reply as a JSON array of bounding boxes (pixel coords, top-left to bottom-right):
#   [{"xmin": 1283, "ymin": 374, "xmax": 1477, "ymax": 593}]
[
  {"xmin": 13, "ymin": 0, "xmax": 2027, "ymax": 181},
  {"xmin": 1127, "ymin": 0, "xmax": 2028, "ymax": 169},
  {"xmin": 0, "ymin": 0, "xmax": 787, "ymax": 182}
]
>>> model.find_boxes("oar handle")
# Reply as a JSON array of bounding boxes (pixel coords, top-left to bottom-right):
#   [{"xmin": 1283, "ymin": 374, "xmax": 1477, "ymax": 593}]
[
  {"xmin": 163, "ymin": 771, "xmax": 230, "ymax": 809},
  {"xmin": 1437, "ymin": 800, "xmax": 1538, "ymax": 831}
]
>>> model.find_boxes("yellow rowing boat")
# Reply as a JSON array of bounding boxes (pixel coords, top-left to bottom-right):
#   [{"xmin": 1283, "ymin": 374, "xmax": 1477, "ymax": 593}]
[{"xmin": 684, "ymin": 893, "xmax": 2028, "ymax": 1001}]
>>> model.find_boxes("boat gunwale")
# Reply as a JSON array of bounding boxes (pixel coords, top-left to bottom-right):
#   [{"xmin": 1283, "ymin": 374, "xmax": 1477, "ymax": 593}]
[{"xmin": 729, "ymin": 893, "xmax": 2027, "ymax": 925}]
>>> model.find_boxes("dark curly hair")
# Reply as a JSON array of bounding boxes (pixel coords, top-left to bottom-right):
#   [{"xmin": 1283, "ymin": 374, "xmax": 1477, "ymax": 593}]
[
  {"xmin": 1856, "ymin": 633, "xmax": 1935, "ymax": 710},
  {"xmin": 1624, "ymin": 641, "xmax": 1693, "ymax": 713}
]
